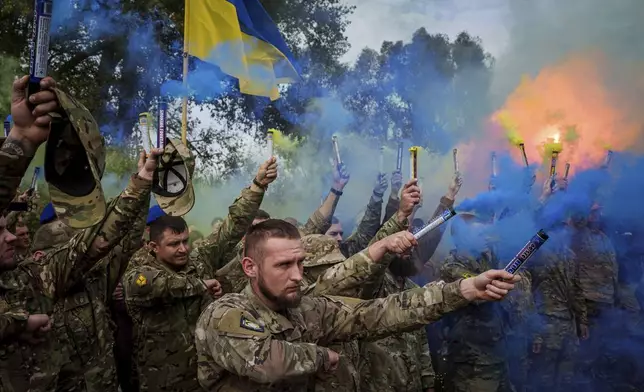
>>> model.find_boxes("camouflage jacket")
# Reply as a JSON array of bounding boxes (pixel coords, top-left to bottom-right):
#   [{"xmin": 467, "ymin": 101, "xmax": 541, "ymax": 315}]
[
  {"xmin": 0, "ymin": 174, "xmax": 152, "ymax": 391},
  {"xmin": 531, "ymin": 247, "xmax": 588, "ymax": 348},
  {"xmin": 571, "ymin": 227, "xmax": 619, "ymax": 304},
  {"xmin": 338, "ymin": 194, "xmax": 383, "ymax": 258},
  {"xmin": 0, "ymin": 144, "xmax": 33, "ymax": 214},
  {"xmin": 195, "ymin": 280, "xmax": 469, "ymax": 392},
  {"xmin": 123, "ymin": 187, "xmax": 263, "ymax": 392},
  {"xmin": 500, "ymin": 269, "xmax": 538, "ymax": 341},
  {"xmin": 440, "ymin": 250, "xmax": 507, "ymax": 365},
  {"xmin": 52, "ymin": 199, "xmax": 147, "ymax": 370},
  {"xmin": 358, "ymin": 271, "xmax": 435, "ymax": 392}
]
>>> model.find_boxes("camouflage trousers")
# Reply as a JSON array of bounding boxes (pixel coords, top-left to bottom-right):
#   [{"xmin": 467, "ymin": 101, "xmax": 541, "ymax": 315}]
[
  {"xmin": 504, "ymin": 333, "xmax": 529, "ymax": 392},
  {"xmin": 55, "ymin": 342, "xmax": 119, "ymax": 392},
  {"xmin": 0, "ymin": 338, "xmax": 61, "ymax": 392},
  {"xmin": 527, "ymin": 316, "xmax": 578, "ymax": 392},
  {"xmin": 578, "ymin": 302, "xmax": 643, "ymax": 392},
  {"xmin": 444, "ymin": 361, "xmax": 515, "ymax": 392}
]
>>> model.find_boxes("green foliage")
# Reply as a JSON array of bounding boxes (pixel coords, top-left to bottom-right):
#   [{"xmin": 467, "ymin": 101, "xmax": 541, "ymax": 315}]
[{"xmin": 0, "ymin": 56, "xmax": 18, "ymax": 116}]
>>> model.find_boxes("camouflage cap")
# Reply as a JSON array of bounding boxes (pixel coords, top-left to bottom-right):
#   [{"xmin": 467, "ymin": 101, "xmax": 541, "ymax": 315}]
[
  {"xmin": 301, "ymin": 234, "xmax": 346, "ymax": 267},
  {"xmin": 44, "ymin": 88, "xmax": 106, "ymax": 229},
  {"xmin": 153, "ymin": 138, "xmax": 195, "ymax": 216},
  {"xmin": 31, "ymin": 220, "xmax": 76, "ymax": 252}
]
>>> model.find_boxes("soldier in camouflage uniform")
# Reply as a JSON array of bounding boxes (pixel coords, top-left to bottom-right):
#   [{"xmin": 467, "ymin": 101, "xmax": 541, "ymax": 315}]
[
  {"xmin": 0, "ymin": 79, "xmax": 159, "ymax": 391},
  {"xmin": 358, "ymin": 175, "xmax": 460, "ymax": 392},
  {"xmin": 53, "ymin": 191, "xmax": 150, "ymax": 391},
  {"xmin": 327, "ymin": 173, "xmax": 389, "ymax": 258},
  {"xmin": 214, "ymin": 162, "xmax": 353, "ymax": 294},
  {"xmin": 194, "ymin": 219, "xmax": 520, "ymax": 392},
  {"xmin": 569, "ymin": 206, "xmax": 618, "ymax": 390},
  {"xmin": 440, "ymin": 214, "xmax": 514, "ymax": 392},
  {"xmin": 122, "ymin": 157, "xmax": 277, "ymax": 391},
  {"xmin": 528, "ymin": 233, "xmax": 588, "ymax": 392},
  {"xmin": 0, "ymin": 219, "xmax": 75, "ymax": 392},
  {"xmin": 0, "ymin": 149, "xmax": 156, "ymax": 391}
]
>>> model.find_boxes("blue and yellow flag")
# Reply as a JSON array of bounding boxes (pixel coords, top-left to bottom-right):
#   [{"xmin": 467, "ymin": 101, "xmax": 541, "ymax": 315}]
[{"xmin": 185, "ymin": 0, "xmax": 299, "ymax": 100}]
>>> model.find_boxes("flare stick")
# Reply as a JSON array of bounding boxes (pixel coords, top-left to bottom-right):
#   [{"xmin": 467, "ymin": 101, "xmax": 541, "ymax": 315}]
[
  {"xmin": 267, "ymin": 130, "xmax": 274, "ymax": 158},
  {"xmin": 396, "ymin": 141, "xmax": 403, "ymax": 172},
  {"xmin": 413, "ymin": 207, "xmax": 457, "ymax": 240},
  {"xmin": 409, "ymin": 146, "xmax": 419, "ymax": 179},
  {"xmin": 157, "ymin": 98, "xmax": 168, "ymax": 149},
  {"xmin": 332, "ymin": 135, "xmax": 342, "ymax": 164},
  {"xmin": 504, "ymin": 230, "xmax": 549, "ymax": 274},
  {"xmin": 518, "ymin": 143, "xmax": 529, "ymax": 167},
  {"xmin": 453, "ymin": 148, "xmax": 459, "ymax": 173},
  {"xmin": 28, "ymin": 0, "xmax": 53, "ymax": 100}
]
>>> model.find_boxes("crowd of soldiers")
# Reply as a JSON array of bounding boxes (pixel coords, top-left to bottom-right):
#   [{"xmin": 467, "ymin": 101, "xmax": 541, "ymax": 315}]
[{"xmin": 0, "ymin": 75, "xmax": 642, "ymax": 392}]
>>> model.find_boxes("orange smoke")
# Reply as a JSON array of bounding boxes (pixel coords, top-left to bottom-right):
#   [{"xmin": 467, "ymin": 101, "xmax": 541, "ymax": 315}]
[{"xmin": 491, "ymin": 51, "xmax": 644, "ymax": 178}]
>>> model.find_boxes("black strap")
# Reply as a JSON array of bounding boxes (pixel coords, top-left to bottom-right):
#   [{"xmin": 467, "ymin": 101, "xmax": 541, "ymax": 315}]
[{"xmin": 152, "ymin": 150, "xmax": 188, "ymax": 197}]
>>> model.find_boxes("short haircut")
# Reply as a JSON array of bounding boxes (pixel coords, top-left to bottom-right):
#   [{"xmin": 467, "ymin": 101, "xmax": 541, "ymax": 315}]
[
  {"xmin": 255, "ymin": 209, "xmax": 271, "ymax": 220},
  {"xmin": 211, "ymin": 217, "xmax": 223, "ymax": 226},
  {"xmin": 331, "ymin": 216, "xmax": 340, "ymax": 224},
  {"xmin": 149, "ymin": 215, "xmax": 188, "ymax": 243},
  {"xmin": 244, "ymin": 219, "xmax": 301, "ymax": 260}
]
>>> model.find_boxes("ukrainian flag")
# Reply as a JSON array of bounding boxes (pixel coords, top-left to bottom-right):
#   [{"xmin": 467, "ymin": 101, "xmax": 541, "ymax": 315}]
[{"xmin": 185, "ymin": 0, "xmax": 299, "ymax": 100}]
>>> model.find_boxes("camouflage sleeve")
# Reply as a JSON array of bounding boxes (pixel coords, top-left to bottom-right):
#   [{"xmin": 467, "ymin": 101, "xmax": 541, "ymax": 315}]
[
  {"xmin": 340, "ymin": 195, "xmax": 383, "ymax": 257},
  {"xmin": 123, "ymin": 265, "xmax": 208, "ymax": 307},
  {"xmin": 304, "ymin": 250, "xmax": 388, "ymax": 297},
  {"xmin": 0, "ymin": 303, "xmax": 29, "ymax": 342},
  {"xmin": 196, "ymin": 304, "xmax": 327, "ymax": 385},
  {"xmin": 105, "ymin": 202, "xmax": 148, "ymax": 299},
  {"xmin": 301, "ymin": 210, "xmax": 331, "ymax": 236},
  {"xmin": 382, "ymin": 194, "xmax": 399, "ymax": 225},
  {"xmin": 197, "ymin": 187, "xmax": 264, "ymax": 271},
  {"xmin": 415, "ymin": 197, "xmax": 454, "ymax": 263},
  {"xmin": 417, "ymin": 328, "xmax": 435, "ymax": 389},
  {"xmin": 316, "ymin": 280, "xmax": 468, "ymax": 345},
  {"xmin": 215, "ymin": 253, "xmax": 248, "ymax": 294},
  {"xmin": 439, "ymin": 255, "xmax": 476, "ymax": 282},
  {"xmin": 367, "ymin": 212, "xmax": 408, "ymax": 247},
  {"xmin": 301, "ymin": 190, "xmax": 342, "ymax": 236},
  {"xmin": 0, "ymin": 148, "xmax": 33, "ymax": 214},
  {"xmin": 39, "ymin": 174, "xmax": 152, "ymax": 298}
]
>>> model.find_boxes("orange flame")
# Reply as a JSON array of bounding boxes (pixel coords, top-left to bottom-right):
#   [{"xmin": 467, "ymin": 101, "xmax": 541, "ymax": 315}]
[{"xmin": 491, "ymin": 51, "xmax": 644, "ymax": 178}]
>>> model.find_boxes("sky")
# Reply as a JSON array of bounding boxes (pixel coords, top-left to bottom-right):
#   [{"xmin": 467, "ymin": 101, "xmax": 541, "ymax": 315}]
[{"xmin": 341, "ymin": 0, "xmax": 510, "ymax": 63}]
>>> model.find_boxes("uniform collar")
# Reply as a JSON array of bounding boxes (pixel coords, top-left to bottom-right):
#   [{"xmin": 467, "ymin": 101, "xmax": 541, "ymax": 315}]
[{"xmin": 242, "ymin": 283, "xmax": 306, "ymax": 339}]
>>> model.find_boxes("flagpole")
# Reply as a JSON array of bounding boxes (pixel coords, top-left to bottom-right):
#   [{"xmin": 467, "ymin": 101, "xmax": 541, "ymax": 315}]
[{"xmin": 181, "ymin": 0, "xmax": 190, "ymax": 146}]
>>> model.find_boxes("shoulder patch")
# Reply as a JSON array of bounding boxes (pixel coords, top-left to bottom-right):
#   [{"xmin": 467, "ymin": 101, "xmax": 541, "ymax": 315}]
[
  {"xmin": 240, "ymin": 315, "xmax": 264, "ymax": 333},
  {"xmin": 462, "ymin": 272, "xmax": 475, "ymax": 279},
  {"xmin": 216, "ymin": 308, "xmax": 268, "ymax": 337},
  {"xmin": 135, "ymin": 274, "xmax": 148, "ymax": 286}
]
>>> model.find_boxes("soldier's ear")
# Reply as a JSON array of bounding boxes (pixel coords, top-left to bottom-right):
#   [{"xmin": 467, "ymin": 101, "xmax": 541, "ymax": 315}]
[
  {"xmin": 148, "ymin": 240, "xmax": 159, "ymax": 253},
  {"xmin": 241, "ymin": 256, "xmax": 257, "ymax": 278},
  {"xmin": 33, "ymin": 250, "xmax": 45, "ymax": 261}
]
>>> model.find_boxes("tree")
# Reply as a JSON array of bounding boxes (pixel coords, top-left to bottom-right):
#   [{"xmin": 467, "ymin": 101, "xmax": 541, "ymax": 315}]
[
  {"xmin": 340, "ymin": 29, "xmax": 493, "ymax": 152},
  {"xmin": 0, "ymin": 0, "xmax": 354, "ymax": 171}
]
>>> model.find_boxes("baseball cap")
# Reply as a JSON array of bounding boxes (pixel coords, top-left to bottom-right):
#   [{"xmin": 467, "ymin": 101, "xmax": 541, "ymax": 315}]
[
  {"xmin": 301, "ymin": 234, "xmax": 346, "ymax": 267},
  {"xmin": 40, "ymin": 202, "xmax": 57, "ymax": 224},
  {"xmin": 153, "ymin": 138, "xmax": 195, "ymax": 216},
  {"xmin": 44, "ymin": 89, "xmax": 106, "ymax": 229},
  {"xmin": 146, "ymin": 205, "xmax": 166, "ymax": 225},
  {"xmin": 31, "ymin": 220, "xmax": 76, "ymax": 252}
]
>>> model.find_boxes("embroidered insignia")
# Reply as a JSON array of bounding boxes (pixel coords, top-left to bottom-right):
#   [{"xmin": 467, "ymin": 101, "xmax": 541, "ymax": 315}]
[
  {"xmin": 240, "ymin": 315, "xmax": 264, "ymax": 333},
  {"xmin": 462, "ymin": 272, "xmax": 475, "ymax": 279},
  {"xmin": 135, "ymin": 274, "xmax": 147, "ymax": 287}
]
